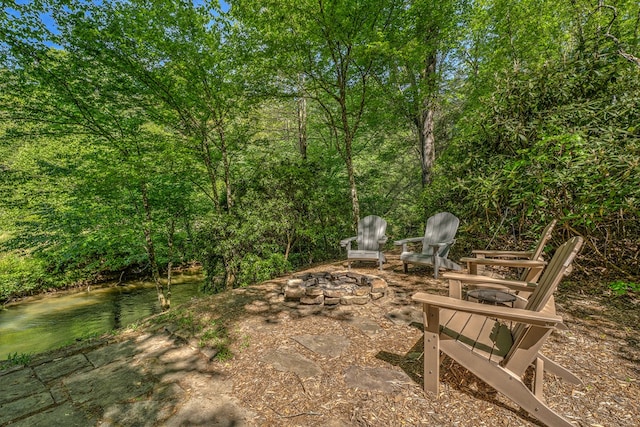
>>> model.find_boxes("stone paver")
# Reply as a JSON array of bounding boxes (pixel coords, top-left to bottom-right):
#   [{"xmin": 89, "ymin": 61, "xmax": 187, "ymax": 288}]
[
  {"xmin": 262, "ymin": 347, "xmax": 323, "ymax": 377},
  {"xmin": 9, "ymin": 402, "xmax": 96, "ymax": 427},
  {"xmin": 348, "ymin": 316, "xmax": 384, "ymax": 337},
  {"xmin": 63, "ymin": 360, "xmax": 154, "ymax": 406},
  {"xmin": 85, "ymin": 340, "xmax": 139, "ymax": 367},
  {"xmin": 0, "ymin": 332, "xmax": 253, "ymax": 426},
  {"xmin": 385, "ymin": 306, "xmax": 423, "ymax": 326},
  {"xmin": 0, "ymin": 391, "xmax": 54, "ymax": 425},
  {"xmin": 0, "ymin": 369, "xmax": 47, "ymax": 403},
  {"xmin": 33, "ymin": 353, "xmax": 93, "ymax": 383},
  {"xmin": 291, "ymin": 334, "xmax": 350, "ymax": 357},
  {"xmin": 344, "ymin": 366, "xmax": 412, "ymax": 393}
]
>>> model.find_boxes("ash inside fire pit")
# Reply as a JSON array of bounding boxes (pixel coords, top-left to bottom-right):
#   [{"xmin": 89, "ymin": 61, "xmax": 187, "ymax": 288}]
[{"xmin": 283, "ymin": 271, "xmax": 387, "ymax": 306}]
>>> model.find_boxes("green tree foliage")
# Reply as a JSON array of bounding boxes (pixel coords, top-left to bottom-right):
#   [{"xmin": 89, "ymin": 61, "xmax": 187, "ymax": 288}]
[
  {"xmin": 232, "ymin": 0, "xmax": 408, "ymax": 229},
  {"xmin": 427, "ymin": 0, "xmax": 640, "ymax": 276},
  {"xmin": 1, "ymin": 0, "xmax": 638, "ymax": 304}
]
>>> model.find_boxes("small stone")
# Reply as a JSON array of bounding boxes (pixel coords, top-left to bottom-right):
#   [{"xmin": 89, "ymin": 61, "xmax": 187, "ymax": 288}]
[
  {"xmin": 300, "ymin": 295, "xmax": 324, "ymax": 305},
  {"xmin": 370, "ymin": 292, "xmax": 384, "ymax": 300},
  {"xmin": 283, "ymin": 301, "xmax": 299, "ymax": 308},
  {"xmin": 360, "ymin": 277, "xmax": 372, "ymax": 286},
  {"xmin": 324, "ymin": 288, "xmax": 349, "ymax": 298},
  {"xmin": 305, "ymin": 286, "xmax": 323, "ymax": 296},
  {"xmin": 284, "ymin": 287, "xmax": 306, "ymax": 299},
  {"xmin": 371, "ymin": 278, "xmax": 387, "ymax": 293},
  {"xmin": 287, "ymin": 279, "xmax": 303, "ymax": 288},
  {"xmin": 324, "ymin": 297, "xmax": 341, "ymax": 305},
  {"xmin": 354, "ymin": 286, "xmax": 370, "ymax": 296},
  {"xmin": 341, "ymin": 295, "xmax": 369, "ymax": 305}
]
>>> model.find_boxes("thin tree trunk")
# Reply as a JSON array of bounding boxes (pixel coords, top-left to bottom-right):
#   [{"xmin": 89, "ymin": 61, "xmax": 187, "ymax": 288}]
[
  {"xmin": 141, "ymin": 182, "xmax": 169, "ymax": 311},
  {"xmin": 201, "ymin": 137, "xmax": 221, "ymax": 213},
  {"xmin": 345, "ymin": 140, "xmax": 360, "ymax": 230},
  {"xmin": 297, "ymin": 95, "xmax": 308, "ymax": 160},
  {"xmin": 297, "ymin": 73, "xmax": 308, "ymax": 160},
  {"xmin": 165, "ymin": 216, "xmax": 176, "ymax": 310},
  {"xmin": 419, "ymin": 106, "xmax": 436, "ymax": 187},
  {"xmin": 217, "ymin": 126, "xmax": 233, "ymax": 211}
]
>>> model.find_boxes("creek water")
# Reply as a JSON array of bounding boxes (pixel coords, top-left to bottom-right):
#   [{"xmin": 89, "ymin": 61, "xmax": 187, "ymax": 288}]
[{"xmin": 0, "ymin": 272, "xmax": 204, "ymax": 359}]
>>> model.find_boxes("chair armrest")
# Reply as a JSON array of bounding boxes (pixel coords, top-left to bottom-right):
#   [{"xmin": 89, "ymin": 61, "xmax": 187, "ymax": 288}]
[
  {"xmin": 412, "ymin": 293, "xmax": 562, "ymax": 327},
  {"xmin": 460, "ymin": 257, "xmax": 547, "ymax": 269},
  {"xmin": 378, "ymin": 236, "xmax": 388, "ymax": 245},
  {"xmin": 441, "ymin": 272, "xmax": 536, "ymax": 293},
  {"xmin": 393, "ymin": 237, "xmax": 423, "ymax": 246},
  {"xmin": 394, "ymin": 236, "xmax": 422, "ymax": 253},
  {"xmin": 340, "ymin": 236, "xmax": 357, "ymax": 247},
  {"xmin": 471, "ymin": 249, "xmax": 533, "ymax": 258},
  {"xmin": 428, "ymin": 240, "xmax": 455, "ymax": 252},
  {"xmin": 460, "ymin": 257, "xmax": 546, "ymax": 268}
]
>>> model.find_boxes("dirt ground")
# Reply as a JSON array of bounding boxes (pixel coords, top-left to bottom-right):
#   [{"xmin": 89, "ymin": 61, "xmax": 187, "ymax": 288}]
[{"xmin": 156, "ymin": 253, "xmax": 639, "ymax": 426}]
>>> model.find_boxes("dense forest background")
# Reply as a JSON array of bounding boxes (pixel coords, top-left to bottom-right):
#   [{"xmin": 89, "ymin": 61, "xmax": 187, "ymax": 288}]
[{"xmin": 1, "ymin": 0, "xmax": 638, "ymax": 305}]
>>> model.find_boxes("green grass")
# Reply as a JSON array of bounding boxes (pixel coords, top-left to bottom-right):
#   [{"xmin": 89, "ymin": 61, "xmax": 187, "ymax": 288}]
[{"xmin": 3, "ymin": 352, "xmax": 32, "ymax": 369}]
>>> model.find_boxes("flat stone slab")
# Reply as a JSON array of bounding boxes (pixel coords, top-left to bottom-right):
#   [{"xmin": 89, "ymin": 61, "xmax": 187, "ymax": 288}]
[
  {"xmin": 100, "ymin": 383, "xmax": 185, "ymax": 426},
  {"xmin": 347, "ymin": 316, "xmax": 383, "ymax": 337},
  {"xmin": 262, "ymin": 347, "xmax": 322, "ymax": 377},
  {"xmin": 0, "ymin": 368, "xmax": 47, "ymax": 404},
  {"xmin": 291, "ymin": 334, "xmax": 350, "ymax": 357},
  {"xmin": 385, "ymin": 307, "xmax": 423, "ymax": 326},
  {"xmin": 164, "ymin": 396, "xmax": 253, "ymax": 427},
  {"xmin": 85, "ymin": 340, "xmax": 139, "ymax": 367},
  {"xmin": 33, "ymin": 353, "xmax": 93, "ymax": 383},
  {"xmin": 63, "ymin": 360, "xmax": 154, "ymax": 406},
  {"xmin": 8, "ymin": 401, "xmax": 96, "ymax": 427},
  {"xmin": 344, "ymin": 366, "xmax": 412, "ymax": 393},
  {"xmin": 0, "ymin": 391, "xmax": 54, "ymax": 425}
]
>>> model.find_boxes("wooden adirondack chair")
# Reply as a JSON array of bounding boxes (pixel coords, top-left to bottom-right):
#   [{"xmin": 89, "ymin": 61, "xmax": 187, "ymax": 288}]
[
  {"xmin": 340, "ymin": 215, "xmax": 388, "ymax": 270},
  {"xmin": 412, "ymin": 236, "xmax": 583, "ymax": 427},
  {"xmin": 394, "ymin": 212, "xmax": 462, "ymax": 278},
  {"xmin": 462, "ymin": 219, "xmax": 557, "ymax": 282}
]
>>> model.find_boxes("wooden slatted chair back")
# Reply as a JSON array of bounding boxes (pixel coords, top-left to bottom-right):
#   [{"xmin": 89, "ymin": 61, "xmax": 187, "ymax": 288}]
[
  {"xmin": 505, "ymin": 236, "xmax": 583, "ymax": 371},
  {"xmin": 421, "ymin": 212, "xmax": 459, "ymax": 257},
  {"xmin": 519, "ymin": 219, "xmax": 558, "ymax": 281},
  {"xmin": 357, "ymin": 215, "xmax": 387, "ymax": 251}
]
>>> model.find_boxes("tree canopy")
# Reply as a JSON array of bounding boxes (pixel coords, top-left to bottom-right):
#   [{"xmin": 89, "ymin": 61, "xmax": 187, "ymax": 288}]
[{"xmin": 1, "ymin": 0, "xmax": 638, "ymax": 303}]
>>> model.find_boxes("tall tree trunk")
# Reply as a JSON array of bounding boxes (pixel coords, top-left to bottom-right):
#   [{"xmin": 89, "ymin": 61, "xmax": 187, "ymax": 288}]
[
  {"xmin": 418, "ymin": 105, "xmax": 436, "ymax": 187},
  {"xmin": 297, "ymin": 95, "xmax": 308, "ymax": 160},
  {"xmin": 418, "ymin": 53, "xmax": 437, "ymax": 188},
  {"xmin": 165, "ymin": 216, "xmax": 176, "ymax": 309},
  {"xmin": 297, "ymin": 73, "xmax": 308, "ymax": 160},
  {"xmin": 201, "ymin": 137, "xmax": 221, "ymax": 212},
  {"xmin": 140, "ymin": 182, "xmax": 169, "ymax": 311},
  {"xmin": 345, "ymin": 140, "xmax": 360, "ymax": 230},
  {"xmin": 217, "ymin": 126, "xmax": 233, "ymax": 211}
]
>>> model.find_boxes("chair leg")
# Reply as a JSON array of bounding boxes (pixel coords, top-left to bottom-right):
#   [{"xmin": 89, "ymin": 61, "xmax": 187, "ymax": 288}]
[
  {"xmin": 403, "ymin": 262, "xmax": 408, "ymax": 273},
  {"xmin": 423, "ymin": 305, "xmax": 440, "ymax": 394},
  {"xmin": 439, "ymin": 340, "xmax": 575, "ymax": 427},
  {"xmin": 538, "ymin": 353, "xmax": 582, "ymax": 385},
  {"xmin": 534, "ymin": 356, "xmax": 544, "ymax": 399}
]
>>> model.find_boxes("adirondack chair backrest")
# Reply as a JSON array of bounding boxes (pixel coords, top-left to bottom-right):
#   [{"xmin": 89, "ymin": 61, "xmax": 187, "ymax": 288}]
[
  {"xmin": 519, "ymin": 219, "xmax": 558, "ymax": 281},
  {"xmin": 506, "ymin": 236, "xmax": 583, "ymax": 363},
  {"xmin": 422, "ymin": 212, "xmax": 460, "ymax": 257},
  {"xmin": 357, "ymin": 215, "xmax": 387, "ymax": 251}
]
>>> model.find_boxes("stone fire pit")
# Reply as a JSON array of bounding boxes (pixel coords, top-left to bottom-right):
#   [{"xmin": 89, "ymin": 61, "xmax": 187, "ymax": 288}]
[{"xmin": 283, "ymin": 271, "xmax": 387, "ymax": 307}]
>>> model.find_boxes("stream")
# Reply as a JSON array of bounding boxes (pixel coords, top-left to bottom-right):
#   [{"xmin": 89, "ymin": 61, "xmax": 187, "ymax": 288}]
[{"xmin": 0, "ymin": 272, "xmax": 204, "ymax": 359}]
